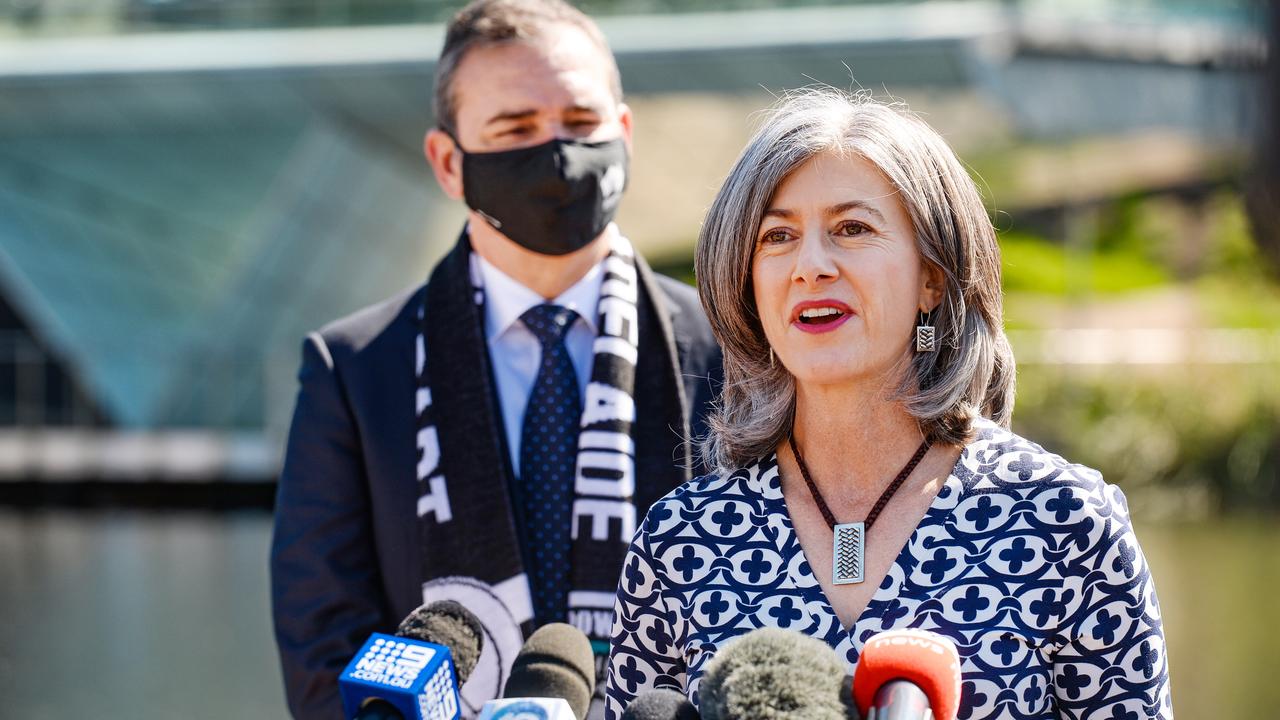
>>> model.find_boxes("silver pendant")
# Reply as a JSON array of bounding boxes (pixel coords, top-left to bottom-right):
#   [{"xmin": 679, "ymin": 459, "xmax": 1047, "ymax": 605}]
[{"xmin": 833, "ymin": 521, "xmax": 865, "ymax": 585}]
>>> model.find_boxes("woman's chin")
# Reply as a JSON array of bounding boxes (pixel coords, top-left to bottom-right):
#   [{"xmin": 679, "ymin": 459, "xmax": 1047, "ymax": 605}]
[
  {"xmin": 786, "ymin": 349, "xmax": 911, "ymax": 391},
  {"xmin": 788, "ymin": 363, "xmax": 869, "ymax": 389}
]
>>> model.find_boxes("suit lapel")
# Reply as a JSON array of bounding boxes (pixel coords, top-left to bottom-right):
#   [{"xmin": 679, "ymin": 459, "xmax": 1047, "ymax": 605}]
[{"xmin": 632, "ymin": 255, "xmax": 694, "ymax": 515}]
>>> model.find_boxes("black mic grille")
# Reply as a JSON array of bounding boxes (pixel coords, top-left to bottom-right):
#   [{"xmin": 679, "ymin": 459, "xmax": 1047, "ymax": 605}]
[
  {"xmin": 622, "ymin": 688, "xmax": 700, "ymax": 720},
  {"xmin": 699, "ymin": 628, "xmax": 852, "ymax": 720},
  {"xmin": 395, "ymin": 599, "xmax": 485, "ymax": 684},
  {"xmin": 503, "ymin": 622, "xmax": 596, "ymax": 720}
]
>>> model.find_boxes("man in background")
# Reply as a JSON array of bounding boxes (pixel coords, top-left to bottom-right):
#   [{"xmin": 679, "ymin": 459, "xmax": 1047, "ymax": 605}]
[{"xmin": 269, "ymin": 1, "xmax": 722, "ymax": 717}]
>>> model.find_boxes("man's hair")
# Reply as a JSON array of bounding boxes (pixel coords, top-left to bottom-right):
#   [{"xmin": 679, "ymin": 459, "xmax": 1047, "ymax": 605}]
[
  {"xmin": 695, "ymin": 88, "xmax": 1016, "ymax": 472},
  {"xmin": 434, "ymin": 0, "xmax": 623, "ymax": 137}
]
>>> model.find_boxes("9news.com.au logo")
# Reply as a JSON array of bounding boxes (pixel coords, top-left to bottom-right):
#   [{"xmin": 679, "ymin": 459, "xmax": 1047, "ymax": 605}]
[
  {"xmin": 350, "ymin": 637, "xmax": 436, "ymax": 689},
  {"xmin": 417, "ymin": 662, "xmax": 460, "ymax": 720}
]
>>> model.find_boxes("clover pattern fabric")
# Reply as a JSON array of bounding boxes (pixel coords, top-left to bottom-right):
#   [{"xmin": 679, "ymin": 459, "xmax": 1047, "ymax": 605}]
[{"xmin": 604, "ymin": 420, "xmax": 1172, "ymax": 720}]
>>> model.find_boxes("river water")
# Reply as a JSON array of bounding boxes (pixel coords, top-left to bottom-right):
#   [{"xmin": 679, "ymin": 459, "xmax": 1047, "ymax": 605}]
[{"xmin": 0, "ymin": 510, "xmax": 1275, "ymax": 719}]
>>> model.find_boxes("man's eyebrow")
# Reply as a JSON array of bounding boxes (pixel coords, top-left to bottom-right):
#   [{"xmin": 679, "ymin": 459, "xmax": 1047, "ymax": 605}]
[
  {"xmin": 828, "ymin": 200, "xmax": 886, "ymax": 223},
  {"xmin": 485, "ymin": 109, "xmax": 538, "ymax": 124},
  {"xmin": 564, "ymin": 104, "xmax": 603, "ymax": 115}
]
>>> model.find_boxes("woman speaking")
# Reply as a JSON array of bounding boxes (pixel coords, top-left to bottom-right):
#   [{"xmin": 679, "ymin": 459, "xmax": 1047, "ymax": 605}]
[{"xmin": 604, "ymin": 89, "xmax": 1170, "ymax": 720}]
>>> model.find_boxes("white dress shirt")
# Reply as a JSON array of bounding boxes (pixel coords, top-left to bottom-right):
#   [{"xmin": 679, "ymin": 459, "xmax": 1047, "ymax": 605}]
[{"xmin": 473, "ymin": 253, "xmax": 603, "ymax": 475}]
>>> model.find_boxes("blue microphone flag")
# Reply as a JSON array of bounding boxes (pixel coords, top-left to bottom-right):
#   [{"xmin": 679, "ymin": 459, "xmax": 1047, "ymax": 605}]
[{"xmin": 339, "ymin": 632, "xmax": 463, "ymax": 720}]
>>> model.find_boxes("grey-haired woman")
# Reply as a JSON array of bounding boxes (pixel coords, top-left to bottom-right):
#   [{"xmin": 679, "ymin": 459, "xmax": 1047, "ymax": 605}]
[{"xmin": 604, "ymin": 89, "xmax": 1171, "ymax": 720}]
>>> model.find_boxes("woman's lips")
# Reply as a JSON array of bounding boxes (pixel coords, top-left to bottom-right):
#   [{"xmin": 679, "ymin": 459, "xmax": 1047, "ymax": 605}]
[
  {"xmin": 792, "ymin": 313, "xmax": 851, "ymax": 334},
  {"xmin": 790, "ymin": 300, "xmax": 854, "ymax": 334}
]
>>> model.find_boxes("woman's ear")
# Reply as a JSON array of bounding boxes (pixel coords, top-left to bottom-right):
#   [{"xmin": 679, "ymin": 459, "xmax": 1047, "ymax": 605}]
[{"xmin": 919, "ymin": 261, "xmax": 946, "ymax": 313}]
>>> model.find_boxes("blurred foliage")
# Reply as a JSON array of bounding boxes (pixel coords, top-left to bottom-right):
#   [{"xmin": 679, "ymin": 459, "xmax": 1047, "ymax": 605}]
[
  {"xmin": 1012, "ymin": 365, "xmax": 1280, "ymax": 517},
  {"xmin": 1191, "ymin": 192, "xmax": 1280, "ymax": 325},
  {"xmin": 1006, "ymin": 191, "xmax": 1280, "ymax": 517},
  {"xmin": 999, "ymin": 230, "xmax": 1169, "ymax": 296},
  {"xmin": 1000, "ymin": 192, "xmax": 1280, "ymax": 330},
  {"xmin": 1194, "ymin": 274, "xmax": 1280, "ymax": 328}
]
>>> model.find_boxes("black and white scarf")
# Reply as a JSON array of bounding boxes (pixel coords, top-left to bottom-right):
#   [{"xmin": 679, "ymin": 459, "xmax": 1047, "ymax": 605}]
[{"xmin": 411, "ymin": 231, "xmax": 682, "ymax": 715}]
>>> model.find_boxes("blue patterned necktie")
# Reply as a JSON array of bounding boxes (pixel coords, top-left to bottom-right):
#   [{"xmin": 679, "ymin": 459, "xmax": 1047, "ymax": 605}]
[{"xmin": 519, "ymin": 303, "xmax": 582, "ymax": 628}]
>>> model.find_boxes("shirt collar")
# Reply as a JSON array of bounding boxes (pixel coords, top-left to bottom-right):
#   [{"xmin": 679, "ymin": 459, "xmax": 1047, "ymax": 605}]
[{"xmin": 473, "ymin": 252, "xmax": 603, "ymax": 343}]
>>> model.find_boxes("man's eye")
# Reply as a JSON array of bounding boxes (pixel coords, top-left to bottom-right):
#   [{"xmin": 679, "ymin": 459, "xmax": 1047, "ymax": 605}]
[{"xmin": 500, "ymin": 126, "xmax": 533, "ymax": 137}]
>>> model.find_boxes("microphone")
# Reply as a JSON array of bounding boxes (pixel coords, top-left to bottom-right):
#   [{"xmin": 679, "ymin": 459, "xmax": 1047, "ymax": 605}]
[
  {"xmin": 339, "ymin": 600, "xmax": 485, "ymax": 720},
  {"xmin": 621, "ymin": 688, "xmax": 700, "ymax": 720},
  {"xmin": 477, "ymin": 622, "xmax": 597, "ymax": 720},
  {"xmin": 698, "ymin": 627, "xmax": 854, "ymax": 720},
  {"xmin": 851, "ymin": 629, "xmax": 961, "ymax": 720},
  {"xmin": 397, "ymin": 599, "xmax": 485, "ymax": 684}
]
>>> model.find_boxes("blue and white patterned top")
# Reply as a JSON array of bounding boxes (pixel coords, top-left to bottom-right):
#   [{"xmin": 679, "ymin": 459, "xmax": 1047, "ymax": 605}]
[{"xmin": 604, "ymin": 419, "xmax": 1171, "ymax": 720}]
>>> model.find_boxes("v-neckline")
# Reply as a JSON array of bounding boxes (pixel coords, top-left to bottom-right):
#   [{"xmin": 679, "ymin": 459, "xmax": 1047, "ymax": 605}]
[{"xmin": 758, "ymin": 445, "xmax": 969, "ymax": 648}]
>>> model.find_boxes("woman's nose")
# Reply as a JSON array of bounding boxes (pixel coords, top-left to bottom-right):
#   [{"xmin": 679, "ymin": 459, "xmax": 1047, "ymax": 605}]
[{"xmin": 792, "ymin": 230, "xmax": 838, "ymax": 287}]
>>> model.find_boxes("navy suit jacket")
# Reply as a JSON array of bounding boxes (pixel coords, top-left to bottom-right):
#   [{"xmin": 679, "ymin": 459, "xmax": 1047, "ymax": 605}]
[{"xmin": 269, "ymin": 259, "xmax": 722, "ymax": 719}]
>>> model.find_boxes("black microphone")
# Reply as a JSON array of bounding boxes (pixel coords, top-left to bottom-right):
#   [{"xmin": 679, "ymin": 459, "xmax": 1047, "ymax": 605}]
[
  {"xmin": 698, "ymin": 627, "xmax": 854, "ymax": 720},
  {"xmin": 396, "ymin": 599, "xmax": 485, "ymax": 685},
  {"xmin": 486, "ymin": 622, "xmax": 596, "ymax": 720},
  {"xmin": 338, "ymin": 600, "xmax": 486, "ymax": 719},
  {"xmin": 352, "ymin": 699, "xmax": 406, "ymax": 720},
  {"xmin": 621, "ymin": 688, "xmax": 700, "ymax": 720}
]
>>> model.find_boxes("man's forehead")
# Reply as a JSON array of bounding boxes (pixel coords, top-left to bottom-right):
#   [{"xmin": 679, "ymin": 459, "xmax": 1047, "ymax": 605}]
[
  {"xmin": 534, "ymin": 23, "xmax": 613, "ymax": 72},
  {"xmin": 451, "ymin": 27, "xmax": 617, "ymax": 118}
]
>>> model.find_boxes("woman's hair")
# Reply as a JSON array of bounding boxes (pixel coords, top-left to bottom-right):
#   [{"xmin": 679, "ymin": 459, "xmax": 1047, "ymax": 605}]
[{"xmin": 695, "ymin": 88, "xmax": 1015, "ymax": 472}]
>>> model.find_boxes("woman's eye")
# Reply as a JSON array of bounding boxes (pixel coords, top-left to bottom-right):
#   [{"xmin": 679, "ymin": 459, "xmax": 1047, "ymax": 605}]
[
  {"xmin": 760, "ymin": 229, "xmax": 791, "ymax": 245},
  {"xmin": 836, "ymin": 221, "xmax": 870, "ymax": 237},
  {"xmin": 500, "ymin": 126, "xmax": 532, "ymax": 137}
]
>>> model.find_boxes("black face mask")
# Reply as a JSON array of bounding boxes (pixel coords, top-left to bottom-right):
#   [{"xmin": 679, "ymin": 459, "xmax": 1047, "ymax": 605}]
[{"xmin": 460, "ymin": 136, "xmax": 629, "ymax": 256}]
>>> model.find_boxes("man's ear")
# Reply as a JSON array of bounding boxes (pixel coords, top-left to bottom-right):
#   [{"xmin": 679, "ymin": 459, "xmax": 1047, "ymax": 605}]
[
  {"xmin": 617, "ymin": 102, "xmax": 634, "ymax": 155},
  {"xmin": 919, "ymin": 260, "xmax": 946, "ymax": 313},
  {"xmin": 425, "ymin": 129, "xmax": 464, "ymax": 200}
]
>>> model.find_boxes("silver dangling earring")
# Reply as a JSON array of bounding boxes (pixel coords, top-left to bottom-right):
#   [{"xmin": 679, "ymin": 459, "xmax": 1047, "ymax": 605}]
[
  {"xmin": 769, "ymin": 348, "xmax": 776, "ymax": 368},
  {"xmin": 916, "ymin": 309, "xmax": 936, "ymax": 352}
]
